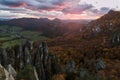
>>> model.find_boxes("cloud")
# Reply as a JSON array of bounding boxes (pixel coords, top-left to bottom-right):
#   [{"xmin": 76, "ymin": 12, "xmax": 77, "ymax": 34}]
[
  {"xmin": 0, "ymin": 7, "xmax": 26, "ymax": 12},
  {"xmin": 0, "ymin": 0, "xmax": 81, "ymax": 11},
  {"xmin": 0, "ymin": 0, "xmax": 65, "ymax": 10},
  {"xmin": 84, "ymin": 7, "xmax": 110, "ymax": 18},
  {"xmin": 0, "ymin": 0, "xmax": 112, "ymax": 19},
  {"xmin": 0, "ymin": 15, "xmax": 18, "ymax": 18},
  {"xmin": 50, "ymin": 0, "xmax": 64, "ymax": 5},
  {"xmin": 0, "ymin": 4, "xmax": 27, "ymax": 14},
  {"xmin": 100, "ymin": 7, "xmax": 110, "ymax": 13},
  {"xmin": 90, "ymin": 7, "xmax": 110, "ymax": 15},
  {"xmin": 0, "ymin": 0, "xmax": 24, "ymax": 7},
  {"xmin": 62, "ymin": 4, "xmax": 94, "ymax": 14}
]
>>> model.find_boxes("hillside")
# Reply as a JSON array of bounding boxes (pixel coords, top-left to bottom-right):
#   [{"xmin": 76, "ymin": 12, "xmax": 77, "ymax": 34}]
[
  {"xmin": 48, "ymin": 10, "xmax": 120, "ymax": 80},
  {"xmin": 0, "ymin": 25, "xmax": 48, "ymax": 48},
  {"xmin": 0, "ymin": 18, "xmax": 88, "ymax": 38}
]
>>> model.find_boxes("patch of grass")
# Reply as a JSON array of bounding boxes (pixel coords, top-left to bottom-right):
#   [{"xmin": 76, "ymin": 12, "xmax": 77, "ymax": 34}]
[
  {"xmin": 22, "ymin": 31, "xmax": 49, "ymax": 41},
  {"xmin": 0, "ymin": 25, "xmax": 22, "ymax": 32},
  {"xmin": 0, "ymin": 37, "xmax": 14, "ymax": 41},
  {"xmin": 31, "ymin": 36, "xmax": 49, "ymax": 41},
  {"xmin": 11, "ymin": 26, "xmax": 23, "ymax": 31},
  {"xmin": 0, "ymin": 26, "xmax": 49, "ymax": 48},
  {"xmin": 0, "ymin": 39, "xmax": 25, "ymax": 48},
  {"xmin": 16, "ymin": 65, "xmax": 36, "ymax": 80},
  {"xmin": 21, "ymin": 31, "xmax": 41, "ymax": 37},
  {"xmin": 0, "ymin": 25, "xmax": 9, "ymax": 30}
]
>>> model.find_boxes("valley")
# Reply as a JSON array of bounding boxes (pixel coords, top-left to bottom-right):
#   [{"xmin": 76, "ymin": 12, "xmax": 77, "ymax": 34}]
[{"xmin": 0, "ymin": 10, "xmax": 120, "ymax": 80}]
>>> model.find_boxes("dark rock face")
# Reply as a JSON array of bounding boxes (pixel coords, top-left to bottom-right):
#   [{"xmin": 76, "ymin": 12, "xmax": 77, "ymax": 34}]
[
  {"xmin": 65, "ymin": 60, "xmax": 76, "ymax": 80},
  {"xmin": 112, "ymin": 31, "xmax": 120, "ymax": 46},
  {"xmin": 0, "ymin": 41, "xmax": 61, "ymax": 80},
  {"xmin": 95, "ymin": 58, "xmax": 106, "ymax": 71},
  {"xmin": 0, "ymin": 49, "xmax": 8, "ymax": 68}
]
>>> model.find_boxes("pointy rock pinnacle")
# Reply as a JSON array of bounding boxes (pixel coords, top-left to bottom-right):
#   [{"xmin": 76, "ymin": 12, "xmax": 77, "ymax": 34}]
[
  {"xmin": 33, "ymin": 50, "xmax": 41, "ymax": 67},
  {"xmin": 24, "ymin": 47, "xmax": 32, "ymax": 65},
  {"xmin": 38, "ymin": 43, "xmax": 44, "ymax": 63},
  {"xmin": 0, "ymin": 50, "xmax": 1, "ymax": 64},
  {"xmin": 18, "ymin": 45, "xmax": 25, "ymax": 70},
  {"xmin": 65, "ymin": 59, "xmax": 76, "ymax": 80},
  {"xmin": 1, "ymin": 48, "xmax": 8, "ymax": 69},
  {"xmin": 10, "ymin": 50, "xmax": 15, "ymax": 66},
  {"xmin": 19, "ymin": 45, "xmax": 24, "ymax": 69},
  {"xmin": 42, "ymin": 41, "xmax": 49, "ymax": 64},
  {"xmin": 51, "ymin": 54, "xmax": 62, "ymax": 74},
  {"xmin": 65, "ymin": 59, "xmax": 76, "ymax": 74},
  {"xmin": 8, "ymin": 64, "xmax": 17, "ymax": 77},
  {"xmin": 95, "ymin": 58, "xmax": 106, "ymax": 71},
  {"xmin": 79, "ymin": 68, "xmax": 88, "ymax": 78},
  {"xmin": 29, "ymin": 40, "xmax": 34, "ymax": 50},
  {"xmin": 42, "ymin": 41, "xmax": 48, "ymax": 48},
  {"xmin": 40, "ymin": 62, "xmax": 46, "ymax": 80},
  {"xmin": 0, "ymin": 64, "xmax": 15, "ymax": 80},
  {"xmin": 33, "ymin": 67, "xmax": 39, "ymax": 80},
  {"xmin": 19, "ymin": 45, "xmax": 23, "ymax": 54},
  {"xmin": 25, "ymin": 40, "xmax": 34, "ymax": 50},
  {"xmin": 47, "ymin": 55, "xmax": 52, "ymax": 79},
  {"xmin": 111, "ymin": 32, "xmax": 120, "ymax": 46},
  {"xmin": 39, "ymin": 42, "xmax": 43, "ymax": 48},
  {"xmin": 13, "ymin": 46, "xmax": 19, "ymax": 70},
  {"xmin": 0, "ymin": 41, "xmax": 63, "ymax": 80}
]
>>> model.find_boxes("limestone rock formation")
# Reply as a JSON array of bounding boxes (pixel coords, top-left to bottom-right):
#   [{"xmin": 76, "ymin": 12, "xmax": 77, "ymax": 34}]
[
  {"xmin": 0, "ymin": 40, "xmax": 106, "ymax": 80},
  {"xmin": 0, "ymin": 41, "xmax": 62, "ymax": 80},
  {"xmin": 0, "ymin": 64, "xmax": 15, "ymax": 80},
  {"xmin": 8, "ymin": 64, "xmax": 17, "ymax": 77}
]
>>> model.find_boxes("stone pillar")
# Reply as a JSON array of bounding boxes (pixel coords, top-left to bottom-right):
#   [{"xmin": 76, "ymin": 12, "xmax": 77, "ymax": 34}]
[
  {"xmin": 1, "ymin": 49, "xmax": 8, "ymax": 69},
  {"xmin": 24, "ymin": 47, "xmax": 32, "ymax": 65},
  {"xmin": 65, "ymin": 60, "xmax": 76, "ymax": 80}
]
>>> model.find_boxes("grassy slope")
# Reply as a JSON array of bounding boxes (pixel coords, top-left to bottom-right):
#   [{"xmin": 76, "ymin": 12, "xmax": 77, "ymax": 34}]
[{"xmin": 0, "ymin": 25, "xmax": 49, "ymax": 48}]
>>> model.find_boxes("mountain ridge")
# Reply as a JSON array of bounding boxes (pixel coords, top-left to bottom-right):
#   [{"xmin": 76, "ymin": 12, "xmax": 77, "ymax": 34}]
[{"xmin": 0, "ymin": 18, "xmax": 88, "ymax": 38}]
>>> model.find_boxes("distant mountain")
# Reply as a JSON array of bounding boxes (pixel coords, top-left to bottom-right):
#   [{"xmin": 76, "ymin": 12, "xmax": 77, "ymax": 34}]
[
  {"xmin": 62, "ymin": 19, "xmax": 91, "ymax": 24},
  {"xmin": 0, "ymin": 18, "xmax": 88, "ymax": 38},
  {"xmin": 0, "ymin": 18, "xmax": 11, "ymax": 21},
  {"xmin": 49, "ymin": 10, "xmax": 120, "ymax": 48},
  {"xmin": 0, "ymin": 18, "xmax": 50, "ymax": 30}
]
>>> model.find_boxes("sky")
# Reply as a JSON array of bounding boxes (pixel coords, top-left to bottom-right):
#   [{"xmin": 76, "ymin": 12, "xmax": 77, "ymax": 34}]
[{"xmin": 0, "ymin": 0, "xmax": 120, "ymax": 20}]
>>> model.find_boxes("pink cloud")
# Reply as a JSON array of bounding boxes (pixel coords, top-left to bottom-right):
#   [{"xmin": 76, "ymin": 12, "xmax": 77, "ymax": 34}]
[{"xmin": 62, "ymin": 4, "xmax": 94, "ymax": 14}]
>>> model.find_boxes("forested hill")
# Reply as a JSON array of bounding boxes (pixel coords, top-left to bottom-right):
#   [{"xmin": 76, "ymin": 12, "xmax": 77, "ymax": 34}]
[
  {"xmin": 48, "ymin": 10, "xmax": 120, "ymax": 80},
  {"xmin": 0, "ymin": 18, "xmax": 88, "ymax": 38}
]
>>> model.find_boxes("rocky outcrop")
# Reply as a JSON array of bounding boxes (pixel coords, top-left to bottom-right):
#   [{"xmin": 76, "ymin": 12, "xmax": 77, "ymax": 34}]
[
  {"xmin": 112, "ymin": 31, "xmax": 120, "ymax": 46},
  {"xmin": 0, "ymin": 41, "xmax": 62, "ymax": 80},
  {"xmin": 0, "ymin": 41, "xmax": 106, "ymax": 80},
  {"xmin": 0, "ymin": 64, "xmax": 15, "ymax": 80},
  {"xmin": 65, "ymin": 60, "xmax": 76, "ymax": 80}
]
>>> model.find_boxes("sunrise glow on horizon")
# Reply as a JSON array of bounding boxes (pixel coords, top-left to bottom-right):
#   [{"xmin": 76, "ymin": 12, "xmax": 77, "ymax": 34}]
[{"xmin": 0, "ymin": 0, "xmax": 120, "ymax": 20}]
